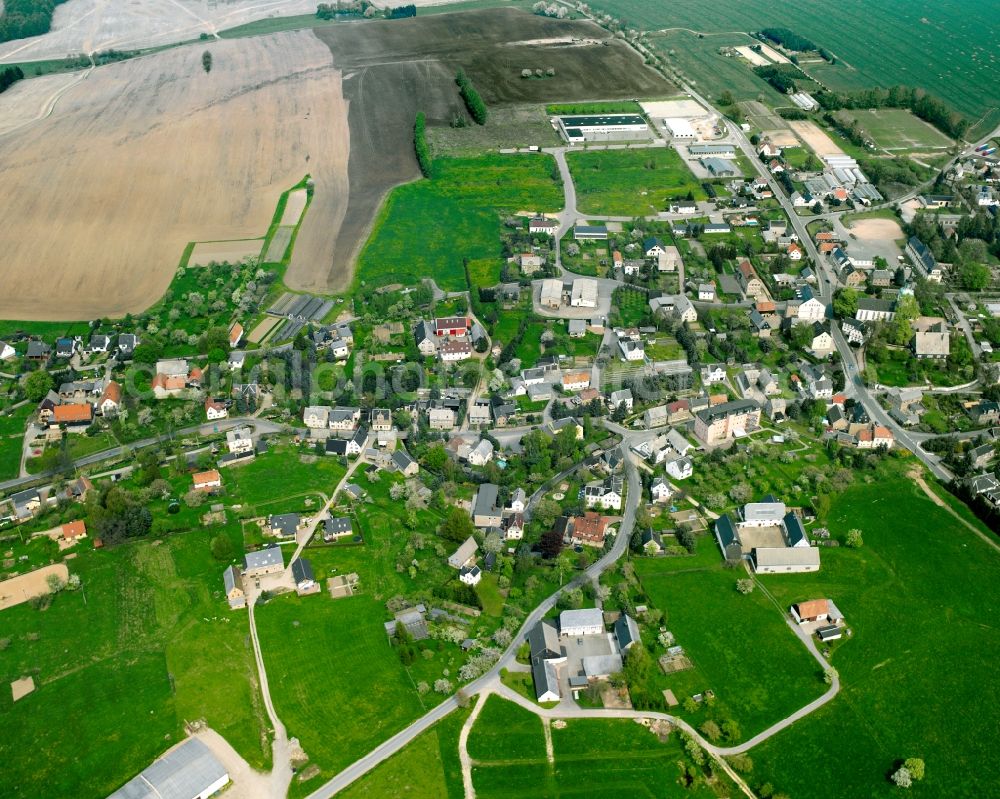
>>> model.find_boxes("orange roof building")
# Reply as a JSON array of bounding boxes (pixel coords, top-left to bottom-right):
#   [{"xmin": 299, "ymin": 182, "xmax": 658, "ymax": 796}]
[
  {"xmin": 193, "ymin": 470, "xmax": 222, "ymax": 490},
  {"xmin": 52, "ymin": 403, "xmax": 93, "ymax": 424},
  {"xmin": 62, "ymin": 520, "xmax": 87, "ymax": 540},
  {"xmin": 571, "ymin": 512, "xmax": 608, "ymax": 546}
]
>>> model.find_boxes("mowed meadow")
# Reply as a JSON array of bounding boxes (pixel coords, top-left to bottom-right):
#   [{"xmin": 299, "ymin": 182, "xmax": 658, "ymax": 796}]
[
  {"xmin": 745, "ymin": 474, "xmax": 1000, "ymax": 798},
  {"xmin": 590, "ymin": 0, "xmax": 1000, "ymax": 132},
  {"xmin": 356, "ymin": 154, "xmax": 563, "ymax": 291}
]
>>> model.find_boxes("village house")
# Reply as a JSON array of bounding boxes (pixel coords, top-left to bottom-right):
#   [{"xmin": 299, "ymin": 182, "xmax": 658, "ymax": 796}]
[
  {"xmin": 809, "ymin": 323, "xmax": 835, "ymax": 357},
  {"xmin": 912, "ymin": 318, "xmax": 950, "ymax": 359},
  {"xmin": 151, "ymin": 359, "xmax": 203, "ymax": 399},
  {"xmin": 699, "ymin": 282, "xmax": 716, "ymax": 301},
  {"xmin": 323, "ymin": 516, "xmax": 353, "ymax": 541},
  {"xmin": 650, "ymin": 476, "xmax": 672, "ymax": 503},
  {"xmin": 568, "ymin": 512, "xmax": 608, "ymax": 547},
  {"xmin": 48, "ymin": 403, "xmax": 94, "ymax": 435},
  {"xmin": 582, "ymin": 476, "xmax": 624, "ymax": 510},
  {"xmin": 448, "ymin": 536, "xmax": 479, "ymax": 569},
  {"xmin": 609, "ymin": 389, "xmax": 633, "ymax": 412},
  {"xmin": 967, "ymin": 400, "xmax": 1000, "ymax": 426},
  {"xmin": 736, "ymin": 261, "xmax": 769, "ymax": 301},
  {"xmin": 226, "ymin": 426, "xmax": 254, "ymax": 456},
  {"xmin": 529, "ymin": 216, "xmax": 558, "ymax": 236},
  {"xmin": 561, "ymin": 371, "xmax": 591, "ymax": 392},
  {"xmin": 467, "ymin": 438, "xmax": 494, "ymax": 466},
  {"xmin": 434, "ymin": 316, "xmax": 471, "ymax": 338},
  {"xmin": 428, "ymin": 406, "xmax": 456, "ymax": 431},
  {"xmin": 243, "ymin": 545, "xmax": 285, "ymax": 578},
  {"xmin": 223, "ymin": 565, "xmax": 245, "ymax": 609},
  {"xmin": 856, "ymin": 298, "xmax": 895, "ymax": 323},
  {"xmin": 193, "ymin": 470, "xmax": 222, "ymax": 492},
  {"xmin": 440, "ymin": 339, "xmax": 473, "ymax": 363},
  {"xmin": 205, "ymin": 399, "xmax": 229, "ymax": 421},
  {"xmin": 665, "ymin": 454, "xmax": 693, "ymax": 480}
]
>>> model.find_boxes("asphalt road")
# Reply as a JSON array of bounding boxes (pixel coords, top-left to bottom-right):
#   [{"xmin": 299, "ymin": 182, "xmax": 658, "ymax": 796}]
[{"xmin": 305, "ymin": 432, "xmax": 641, "ymax": 799}]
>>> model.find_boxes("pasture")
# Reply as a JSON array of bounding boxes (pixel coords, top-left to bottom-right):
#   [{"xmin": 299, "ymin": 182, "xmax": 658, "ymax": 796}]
[
  {"xmin": 337, "ymin": 707, "xmax": 470, "ymax": 799},
  {"xmin": 588, "ymin": 0, "xmax": 1000, "ymax": 133},
  {"xmin": 836, "ymin": 108, "xmax": 954, "ymax": 150},
  {"xmin": 356, "ymin": 155, "xmax": 562, "ymax": 291},
  {"xmin": 566, "ymin": 147, "xmax": 705, "ymax": 216},
  {"xmin": 255, "ymin": 593, "xmax": 435, "ymax": 796},
  {"xmin": 470, "ymin": 702, "xmax": 735, "ymax": 797},
  {"xmin": 0, "ymin": 403, "xmax": 30, "ymax": 479},
  {"xmin": 0, "ymin": 528, "xmax": 270, "ymax": 799},
  {"xmin": 747, "ymin": 474, "xmax": 1000, "ymax": 799},
  {"xmin": 634, "ymin": 544, "xmax": 826, "ymax": 738}
]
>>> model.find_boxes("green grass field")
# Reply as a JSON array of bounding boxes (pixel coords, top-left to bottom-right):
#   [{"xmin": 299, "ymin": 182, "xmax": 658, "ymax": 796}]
[
  {"xmin": 255, "ymin": 593, "xmax": 434, "ymax": 796},
  {"xmin": 356, "ymin": 155, "xmax": 562, "ymax": 291},
  {"xmin": 337, "ymin": 707, "xmax": 470, "ymax": 799},
  {"xmin": 0, "ymin": 404, "xmax": 30, "ymax": 479},
  {"xmin": 635, "ymin": 546, "xmax": 826, "ymax": 738},
  {"xmin": 223, "ymin": 444, "xmax": 346, "ymax": 514},
  {"xmin": 590, "ymin": 0, "xmax": 999, "ymax": 133},
  {"xmin": 470, "ymin": 702, "xmax": 734, "ymax": 797},
  {"xmin": 546, "ymin": 100, "xmax": 644, "ymax": 115},
  {"xmin": 0, "ymin": 529, "xmax": 269, "ymax": 799},
  {"xmin": 566, "ymin": 147, "xmax": 705, "ymax": 216},
  {"xmin": 746, "ymin": 474, "xmax": 1000, "ymax": 798},
  {"xmin": 836, "ymin": 108, "xmax": 954, "ymax": 149}
]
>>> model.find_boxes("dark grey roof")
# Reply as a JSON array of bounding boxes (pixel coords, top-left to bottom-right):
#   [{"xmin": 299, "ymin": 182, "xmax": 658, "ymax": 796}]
[
  {"xmin": 531, "ymin": 656, "xmax": 560, "ymax": 700},
  {"xmin": 11, "ymin": 488, "xmax": 40, "ymax": 505},
  {"xmin": 325, "ymin": 516, "xmax": 353, "ymax": 535},
  {"xmin": 26, "ymin": 341, "xmax": 50, "ymax": 357},
  {"xmin": 715, "ymin": 514, "xmax": 740, "ymax": 549},
  {"xmin": 326, "ymin": 439, "xmax": 348, "ymax": 456},
  {"xmin": 107, "ymin": 738, "xmax": 227, "ymax": 799},
  {"xmin": 391, "ymin": 448, "xmax": 416, "ymax": 472},
  {"xmin": 473, "ymin": 483, "xmax": 500, "ymax": 519},
  {"xmin": 292, "ymin": 558, "xmax": 314, "ymax": 584},
  {"xmin": 614, "ymin": 614, "xmax": 641, "ymax": 650},
  {"xmin": 783, "ymin": 511, "xmax": 807, "ymax": 547},
  {"xmin": 528, "ymin": 620, "xmax": 562, "ymax": 660},
  {"xmin": 223, "ymin": 565, "xmax": 242, "ymax": 594},
  {"xmin": 244, "ymin": 545, "xmax": 284, "ymax": 572},
  {"xmin": 268, "ymin": 513, "xmax": 299, "ymax": 536},
  {"xmin": 350, "ymin": 426, "xmax": 368, "ymax": 446},
  {"xmin": 696, "ymin": 399, "xmax": 760, "ymax": 423}
]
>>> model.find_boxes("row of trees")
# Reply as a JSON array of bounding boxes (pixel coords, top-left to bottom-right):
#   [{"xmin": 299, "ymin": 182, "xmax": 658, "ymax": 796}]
[
  {"xmin": 455, "ymin": 69, "xmax": 487, "ymax": 125},
  {"xmin": 758, "ymin": 27, "xmax": 816, "ymax": 54},
  {"xmin": 752, "ymin": 64, "xmax": 799, "ymax": 95},
  {"xmin": 413, "ymin": 112, "xmax": 432, "ymax": 178}
]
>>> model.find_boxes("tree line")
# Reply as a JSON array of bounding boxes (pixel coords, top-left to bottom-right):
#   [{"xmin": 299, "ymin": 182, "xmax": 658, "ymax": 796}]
[
  {"xmin": 752, "ymin": 64, "xmax": 799, "ymax": 95},
  {"xmin": 0, "ymin": 65, "xmax": 24, "ymax": 95},
  {"xmin": 0, "ymin": 0, "xmax": 68, "ymax": 43},
  {"xmin": 387, "ymin": 4, "xmax": 416, "ymax": 18},
  {"xmin": 815, "ymin": 85, "xmax": 968, "ymax": 139},
  {"xmin": 757, "ymin": 28, "xmax": 834, "ymax": 63},
  {"xmin": 413, "ymin": 111, "xmax": 432, "ymax": 178},
  {"xmin": 455, "ymin": 69, "xmax": 487, "ymax": 125}
]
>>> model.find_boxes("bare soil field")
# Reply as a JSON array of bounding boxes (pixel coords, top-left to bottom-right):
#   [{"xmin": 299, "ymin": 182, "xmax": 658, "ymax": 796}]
[
  {"xmin": 307, "ymin": 7, "xmax": 673, "ymax": 292},
  {"xmin": 0, "ymin": 69, "xmax": 90, "ymax": 136},
  {"xmin": 0, "ymin": 563, "xmax": 68, "ymax": 610},
  {"xmin": 848, "ymin": 218, "xmax": 904, "ymax": 241},
  {"xmin": 0, "ymin": 31, "xmax": 349, "ymax": 320},
  {"xmin": 0, "ymin": 0, "xmax": 318, "ymax": 63},
  {"xmin": 189, "ymin": 239, "xmax": 264, "ymax": 266},
  {"xmin": 247, "ymin": 316, "xmax": 281, "ymax": 343},
  {"xmin": 789, "ymin": 119, "xmax": 844, "ymax": 157},
  {"xmin": 734, "ymin": 45, "xmax": 769, "ymax": 67}
]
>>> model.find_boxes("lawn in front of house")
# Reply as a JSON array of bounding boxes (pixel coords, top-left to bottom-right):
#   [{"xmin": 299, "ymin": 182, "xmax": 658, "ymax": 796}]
[
  {"xmin": 566, "ymin": 147, "xmax": 706, "ymax": 217},
  {"xmin": 747, "ymin": 473, "xmax": 1000, "ymax": 799},
  {"xmin": 0, "ymin": 403, "xmax": 30, "ymax": 479}
]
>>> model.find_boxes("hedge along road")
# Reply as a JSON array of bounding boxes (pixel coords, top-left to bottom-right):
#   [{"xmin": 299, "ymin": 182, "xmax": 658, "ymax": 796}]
[{"xmin": 303, "ymin": 425, "xmax": 840, "ymax": 798}]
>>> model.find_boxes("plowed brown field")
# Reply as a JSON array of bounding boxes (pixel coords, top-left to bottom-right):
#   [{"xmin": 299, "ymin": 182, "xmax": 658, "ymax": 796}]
[{"xmin": 0, "ymin": 30, "xmax": 348, "ymax": 320}]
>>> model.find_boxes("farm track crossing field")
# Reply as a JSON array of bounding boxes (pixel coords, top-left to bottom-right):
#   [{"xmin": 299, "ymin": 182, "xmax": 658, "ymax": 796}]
[
  {"xmin": 566, "ymin": 147, "xmax": 706, "ymax": 216},
  {"xmin": 470, "ymin": 704, "xmax": 732, "ymax": 798},
  {"xmin": 747, "ymin": 474, "xmax": 1000, "ymax": 798},
  {"xmin": 0, "ymin": 31, "xmax": 349, "ymax": 320},
  {"xmin": 590, "ymin": 0, "xmax": 1000, "ymax": 131}
]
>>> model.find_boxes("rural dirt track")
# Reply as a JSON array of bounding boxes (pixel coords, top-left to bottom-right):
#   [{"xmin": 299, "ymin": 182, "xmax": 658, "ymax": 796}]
[{"xmin": 0, "ymin": 31, "xmax": 349, "ymax": 320}]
